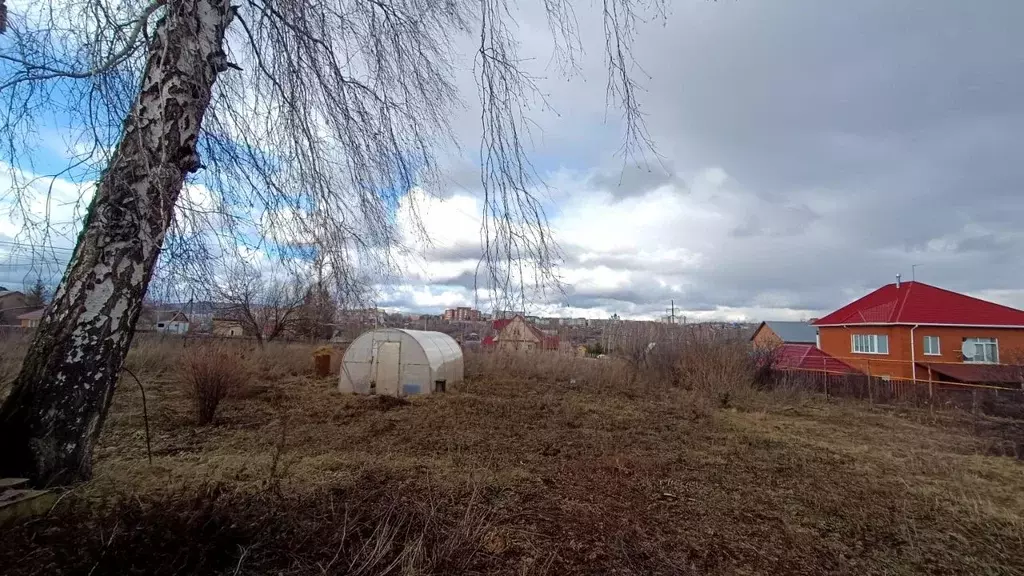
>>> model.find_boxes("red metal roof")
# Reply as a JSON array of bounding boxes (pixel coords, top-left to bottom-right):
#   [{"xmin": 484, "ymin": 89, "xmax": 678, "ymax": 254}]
[
  {"xmin": 482, "ymin": 335, "xmax": 496, "ymax": 347},
  {"xmin": 917, "ymin": 362, "xmax": 1023, "ymax": 386},
  {"xmin": 775, "ymin": 344, "xmax": 859, "ymax": 374},
  {"xmin": 492, "ymin": 319, "xmax": 512, "ymax": 331},
  {"xmin": 814, "ymin": 281, "xmax": 1024, "ymax": 326}
]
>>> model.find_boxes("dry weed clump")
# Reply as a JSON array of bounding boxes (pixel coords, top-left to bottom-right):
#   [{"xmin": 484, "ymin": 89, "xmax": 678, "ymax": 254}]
[
  {"xmin": 465, "ymin": 350, "xmax": 632, "ymax": 392},
  {"xmin": 181, "ymin": 344, "xmax": 249, "ymax": 425},
  {"xmin": 254, "ymin": 341, "xmax": 319, "ymax": 379},
  {"xmin": 676, "ymin": 337, "xmax": 758, "ymax": 405},
  {"xmin": 0, "ymin": 476, "xmax": 492, "ymax": 576},
  {"xmin": 124, "ymin": 334, "xmax": 185, "ymax": 376}
]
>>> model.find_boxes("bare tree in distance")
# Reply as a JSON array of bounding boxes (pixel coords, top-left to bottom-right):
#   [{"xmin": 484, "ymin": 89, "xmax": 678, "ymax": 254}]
[
  {"xmin": 612, "ymin": 320, "xmax": 673, "ymax": 383},
  {"xmin": 215, "ymin": 265, "xmax": 309, "ymax": 347},
  {"xmin": 0, "ymin": 0, "xmax": 670, "ymax": 484}
]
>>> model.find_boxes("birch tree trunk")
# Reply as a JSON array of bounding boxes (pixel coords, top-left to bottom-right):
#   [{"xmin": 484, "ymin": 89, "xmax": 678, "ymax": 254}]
[{"xmin": 0, "ymin": 0, "xmax": 234, "ymax": 486}]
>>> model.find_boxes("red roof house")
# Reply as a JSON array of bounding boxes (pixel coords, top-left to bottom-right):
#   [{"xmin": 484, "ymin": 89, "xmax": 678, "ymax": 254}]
[{"xmin": 814, "ymin": 280, "xmax": 1024, "ymax": 383}]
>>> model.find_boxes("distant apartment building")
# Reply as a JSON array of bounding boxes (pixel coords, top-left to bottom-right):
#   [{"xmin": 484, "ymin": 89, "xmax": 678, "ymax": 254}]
[{"xmin": 443, "ymin": 307, "xmax": 482, "ymax": 322}]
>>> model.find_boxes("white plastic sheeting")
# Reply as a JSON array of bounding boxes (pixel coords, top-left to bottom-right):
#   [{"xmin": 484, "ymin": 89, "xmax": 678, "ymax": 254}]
[{"xmin": 338, "ymin": 329, "xmax": 464, "ymax": 396}]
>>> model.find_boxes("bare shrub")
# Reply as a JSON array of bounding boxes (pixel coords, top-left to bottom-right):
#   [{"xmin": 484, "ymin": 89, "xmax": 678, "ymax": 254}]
[
  {"xmin": 677, "ymin": 334, "xmax": 756, "ymax": 402},
  {"xmin": 181, "ymin": 344, "xmax": 248, "ymax": 425}
]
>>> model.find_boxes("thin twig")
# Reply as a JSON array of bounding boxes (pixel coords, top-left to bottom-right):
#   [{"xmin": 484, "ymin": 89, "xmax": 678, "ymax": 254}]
[{"xmin": 122, "ymin": 367, "xmax": 152, "ymax": 465}]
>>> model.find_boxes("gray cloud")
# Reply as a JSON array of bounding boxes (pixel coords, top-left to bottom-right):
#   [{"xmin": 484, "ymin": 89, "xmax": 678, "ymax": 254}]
[
  {"xmin": 400, "ymin": 1, "xmax": 1024, "ymax": 319},
  {"xmin": 587, "ymin": 162, "xmax": 686, "ymax": 200}
]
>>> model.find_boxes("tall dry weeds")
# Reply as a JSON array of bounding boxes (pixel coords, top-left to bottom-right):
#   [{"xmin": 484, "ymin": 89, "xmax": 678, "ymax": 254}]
[
  {"xmin": 125, "ymin": 334, "xmax": 185, "ymax": 377},
  {"xmin": 0, "ymin": 477, "xmax": 492, "ymax": 576},
  {"xmin": 181, "ymin": 344, "xmax": 249, "ymax": 425}
]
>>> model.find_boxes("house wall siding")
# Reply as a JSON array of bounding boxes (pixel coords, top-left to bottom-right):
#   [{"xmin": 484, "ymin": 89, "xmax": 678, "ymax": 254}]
[
  {"xmin": 497, "ymin": 316, "xmax": 541, "ymax": 352},
  {"xmin": 751, "ymin": 325, "xmax": 783, "ymax": 350},
  {"xmin": 818, "ymin": 325, "xmax": 1024, "ymax": 380}
]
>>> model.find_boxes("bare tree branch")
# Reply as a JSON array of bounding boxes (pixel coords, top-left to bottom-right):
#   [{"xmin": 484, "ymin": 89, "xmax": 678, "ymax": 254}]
[{"xmin": 0, "ymin": 0, "xmax": 672, "ymax": 485}]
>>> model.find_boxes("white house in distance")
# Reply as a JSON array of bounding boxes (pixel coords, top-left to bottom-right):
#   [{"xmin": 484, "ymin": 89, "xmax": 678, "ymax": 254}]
[{"xmin": 154, "ymin": 311, "xmax": 190, "ymax": 334}]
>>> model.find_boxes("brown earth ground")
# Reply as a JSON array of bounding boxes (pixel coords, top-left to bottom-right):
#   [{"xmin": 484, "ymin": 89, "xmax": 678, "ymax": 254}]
[{"xmin": 1, "ymin": 345, "xmax": 1023, "ymax": 575}]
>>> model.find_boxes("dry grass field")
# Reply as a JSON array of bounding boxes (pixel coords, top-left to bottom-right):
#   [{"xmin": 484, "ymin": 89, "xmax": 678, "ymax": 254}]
[{"xmin": 1, "ymin": 338, "xmax": 1023, "ymax": 575}]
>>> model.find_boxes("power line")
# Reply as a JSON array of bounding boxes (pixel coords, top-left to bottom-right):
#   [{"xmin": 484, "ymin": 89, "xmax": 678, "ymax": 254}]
[{"xmin": 0, "ymin": 239, "xmax": 76, "ymax": 252}]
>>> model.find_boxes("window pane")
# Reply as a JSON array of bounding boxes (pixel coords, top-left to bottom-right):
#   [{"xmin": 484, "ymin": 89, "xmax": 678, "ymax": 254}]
[
  {"xmin": 963, "ymin": 338, "xmax": 999, "ymax": 363},
  {"xmin": 877, "ymin": 335, "xmax": 888, "ymax": 354}
]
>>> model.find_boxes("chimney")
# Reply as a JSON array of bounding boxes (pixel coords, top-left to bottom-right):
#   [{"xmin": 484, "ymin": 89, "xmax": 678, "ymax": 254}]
[{"xmin": 896, "ymin": 273, "xmax": 901, "ymax": 289}]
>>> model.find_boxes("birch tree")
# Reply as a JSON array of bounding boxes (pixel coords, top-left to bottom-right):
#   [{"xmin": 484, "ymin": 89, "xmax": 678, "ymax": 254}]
[{"xmin": 0, "ymin": 0, "xmax": 667, "ymax": 485}]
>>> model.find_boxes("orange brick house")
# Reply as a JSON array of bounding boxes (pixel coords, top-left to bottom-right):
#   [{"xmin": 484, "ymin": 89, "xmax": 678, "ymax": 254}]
[{"xmin": 813, "ymin": 280, "xmax": 1024, "ymax": 383}]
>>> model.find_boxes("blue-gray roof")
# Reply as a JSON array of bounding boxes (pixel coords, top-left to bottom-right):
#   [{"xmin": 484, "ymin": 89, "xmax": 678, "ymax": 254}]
[{"xmin": 760, "ymin": 321, "xmax": 817, "ymax": 344}]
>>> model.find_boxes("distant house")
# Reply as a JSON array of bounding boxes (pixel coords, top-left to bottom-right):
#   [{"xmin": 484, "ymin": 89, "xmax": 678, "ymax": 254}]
[
  {"xmin": 751, "ymin": 320, "xmax": 818, "ymax": 350},
  {"xmin": 154, "ymin": 311, "xmax": 190, "ymax": 334},
  {"xmin": 0, "ymin": 290, "xmax": 29, "ymax": 325},
  {"xmin": 814, "ymin": 280, "xmax": 1024, "ymax": 384},
  {"xmin": 487, "ymin": 314, "xmax": 559, "ymax": 352},
  {"xmin": 212, "ymin": 318, "xmax": 243, "ymax": 337},
  {"xmin": 17, "ymin": 308, "xmax": 45, "ymax": 328}
]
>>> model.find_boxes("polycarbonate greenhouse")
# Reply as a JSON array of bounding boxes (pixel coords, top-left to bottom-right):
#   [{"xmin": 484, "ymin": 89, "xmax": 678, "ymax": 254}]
[{"xmin": 338, "ymin": 329, "xmax": 464, "ymax": 396}]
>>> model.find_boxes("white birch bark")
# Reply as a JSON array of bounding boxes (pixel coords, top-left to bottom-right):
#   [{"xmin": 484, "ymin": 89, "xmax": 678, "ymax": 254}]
[{"xmin": 0, "ymin": 0, "xmax": 235, "ymax": 485}]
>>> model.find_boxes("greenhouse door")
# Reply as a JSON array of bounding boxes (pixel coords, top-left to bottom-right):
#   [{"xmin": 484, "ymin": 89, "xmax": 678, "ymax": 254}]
[{"xmin": 375, "ymin": 342, "xmax": 401, "ymax": 396}]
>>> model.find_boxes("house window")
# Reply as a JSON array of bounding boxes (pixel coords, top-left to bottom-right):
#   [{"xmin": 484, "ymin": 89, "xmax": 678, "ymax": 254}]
[
  {"xmin": 852, "ymin": 334, "xmax": 888, "ymax": 354},
  {"xmin": 962, "ymin": 338, "xmax": 998, "ymax": 364},
  {"xmin": 923, "ymin": 336, "xmax": 940, "ymax": 356}
]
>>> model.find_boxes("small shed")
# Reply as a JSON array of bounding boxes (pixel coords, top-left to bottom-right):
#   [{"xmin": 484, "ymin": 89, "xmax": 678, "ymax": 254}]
[{"xmin": 339, "ymin": 329, "xmax": 463, "ymax": 396}]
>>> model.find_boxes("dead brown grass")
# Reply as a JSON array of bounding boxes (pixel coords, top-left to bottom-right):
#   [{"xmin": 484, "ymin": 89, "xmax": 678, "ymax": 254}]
[{"xmin": 1, "ymin": 345, "xmax": 1023, "ymax": 575}]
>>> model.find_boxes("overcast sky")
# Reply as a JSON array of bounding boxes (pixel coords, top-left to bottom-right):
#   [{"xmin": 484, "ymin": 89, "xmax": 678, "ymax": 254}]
[
  {"xmin": 4, "ymin": 0, "xmax": 1024, "ymax": 321},
  {"xmin": 379, "ymin": 0, "xmax": 1024, "ymax": 320}
]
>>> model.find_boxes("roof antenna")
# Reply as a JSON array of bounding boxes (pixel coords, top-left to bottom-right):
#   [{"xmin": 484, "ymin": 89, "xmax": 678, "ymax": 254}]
[{"xmin": 896, "ymin": 273, "xmax": 901, "ymax": 289}]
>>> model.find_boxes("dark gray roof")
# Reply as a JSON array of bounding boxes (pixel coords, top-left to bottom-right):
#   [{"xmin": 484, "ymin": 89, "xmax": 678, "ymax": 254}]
[{"xmin": 760, "ymin": 321, "xmax": 817, "ymax": 344}]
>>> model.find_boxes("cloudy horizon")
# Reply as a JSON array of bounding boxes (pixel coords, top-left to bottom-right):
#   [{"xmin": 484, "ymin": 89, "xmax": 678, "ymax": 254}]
[{"xmin": 4, "ymin": 0, "xmax": 1024, "ymax": 322}]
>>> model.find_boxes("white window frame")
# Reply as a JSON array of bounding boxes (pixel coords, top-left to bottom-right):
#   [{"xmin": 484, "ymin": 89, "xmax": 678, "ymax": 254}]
[
  {"xmin": 962, "ymin": 338, "xmax": 999, "ymax": 364},
  {"xmin": 922, "ymin": 335, "xmax": 941, "ymax": 356},
  {"xmin": 851, "ymin": 333, "xmax": 889, "ymax": 355}
]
